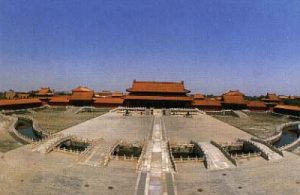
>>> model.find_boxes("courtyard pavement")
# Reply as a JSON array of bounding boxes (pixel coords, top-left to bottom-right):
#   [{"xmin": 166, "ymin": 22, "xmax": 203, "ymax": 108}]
[{"xmin": 0, "ymin": 109, "xmax": 299, "ymax": 194}]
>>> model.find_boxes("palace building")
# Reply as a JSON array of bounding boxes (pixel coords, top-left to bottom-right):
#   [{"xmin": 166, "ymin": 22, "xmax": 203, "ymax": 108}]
[
  {"xmin": 262, "ymin": 93, "xmax": 282, "ymax": 110},
  {"xmin": 69, "ymin": 86, "xmax": 94, "ymax": 106},
  {"xmin": 221, "ymin": 90, "xmax": 247, "ymax": 110},
  {"xmin": 273, "ymin": 105, "xmax": 300, "ymax": 116},
  {"xmin": 34, "ymin": 87, "xmax": 54, "ymax": 105},
  {"xmin": 94, "ymin": 91, "xmax": 124, "ymax": 108},
  {"xmin": 191, "ymin": 93, "xmax": 222, "ymax": 111},
  {"xmin": 246, "ymin": 101, "xmax": 267, "ymax": 111},
  {"xmin": 94, "ymin": 97, "xmax": 124, "ymax": 108},
  {"xmin": 49, "ymin": 96, "xmax": 70, "ymax": 106},
  {"xmin": 1, "ymin": 81, "xmax": 297, "ymax": 115},
  {"xmin": 124, "ymin": 80, "xmax": 193, "ymax": 108},
  {"xmin": 192, "ymin": 99, "xmax": 222, "ymax": 111}
]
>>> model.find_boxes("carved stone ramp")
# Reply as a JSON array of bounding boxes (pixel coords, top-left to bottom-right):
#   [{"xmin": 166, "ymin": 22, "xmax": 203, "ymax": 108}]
[
  {"xmin": 135, "ymin": 111, "xmax": 176, "ymax": 195},
  {"xmin": 247, "ymin": 140, "xmax": 283, "ymax": 160},
  {"xmin": 32, "ymin": 134, "xmax": 73, "ymax": 154},
  {"xmin": 198, "ymin": 142, "xmax": 235, "ymax": 170}
]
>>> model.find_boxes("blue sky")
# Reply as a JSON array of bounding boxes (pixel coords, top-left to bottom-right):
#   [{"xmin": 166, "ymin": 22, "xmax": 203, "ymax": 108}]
[{"xmin": 0, "ymin": 0, "xmax": 299, "ymax": 95}]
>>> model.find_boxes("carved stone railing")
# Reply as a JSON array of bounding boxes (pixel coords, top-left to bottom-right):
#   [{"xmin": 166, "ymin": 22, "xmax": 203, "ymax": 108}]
[
  {"xmin": 45, "ymin": 135, "xmax": 76, "ymax": 154},
  {"xmin": 3, "ymin": 114, "xmax": 35, "ymax": 144},
  {"xmin": 191, "ymin": 141, "xmax": 209, "ymax": 169},
  {"xmin": 110, "ymin": 155, "xmax": 140, "ymax": 161},
  {"xmin": 166, "ymin": 140, "xmax": 177, "ymax": 172},
  {"xmin": 264, "ymin": 121, "xmax": 300, "ymax": 151},
  {"xmin": 117, "ymin": 107, "xmax": 147, "ymax": 111},
  {"xmin": 31, "ymin": 133, "xmax": 63, "ymax": 148},
  {"xmin": 210, "ymin": 140, "xmax": 237, "ymax": 166},
  {"xmin": 206, "ymin": 110, "xmax": 237, "ymax": 117},
  {"xmin": 271, "ymin": 112, "xmax": 300, "ymax": 120},
  {"xmin": 279, "ymin": 137, "xmax": 300, "ymax": 151},
  {"xmin": 230, "ymin": 152, "xmax": 262, "ymax": 159},
  {"xmin": 240, "ymin": 139, "xmax": 269, "ymax": 160},
  {"xmin": 169, "ymin": 108, "xmax": 199, "ymax": 116},
  {"xmin": 104, "ymin": 139, "xmax": 123, "ymax": 166},
  {"xmin": 239, "ymin": 138, "xmax": 283, "ymax": 161},
  {"xmin": 277, "ymin": 122, "xmax": 300, "ymax": 151},
  {"xmin": 18, "ymin": 115, "xmax": 52, "ymax": 137},
  {"xmin": 74, "ymin": 106, "xmax": 108, "ymax": 114},
  {"xmin": 173, "ymin": 156, "xmax": 205, "ymax": 163},
  {"xmin": 110, "ymin": 140, "xmax": 142, "ymax": 164},
  {"xmin": 1, "ymin": 105, "xmax": 49, "ymax": 115},
  {"xmin": 194, "ymin": 108, "xmax": 206, "ymax": 115},
  {"xmin": 136, "ymin": 139, "xmax": 147, "ymax": 171},
  {"xmin": 264, "ymin": 128, "xmax": 282, "ymax": 143}
]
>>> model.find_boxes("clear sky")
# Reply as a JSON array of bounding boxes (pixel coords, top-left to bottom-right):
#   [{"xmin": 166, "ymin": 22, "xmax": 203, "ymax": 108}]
[{"xmin": 0, "ymin": 0, "xmax": 299, "ymax": 95}]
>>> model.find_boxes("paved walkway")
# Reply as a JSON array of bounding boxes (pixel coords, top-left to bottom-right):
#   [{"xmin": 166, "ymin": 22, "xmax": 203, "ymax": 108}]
[
  {"xmin": 135, "ymin": 109, "xmax": 176, "ymax": 195},
  {"xmin": 249, "ymin": 140, "xmax": 283, "ymax": 160},
  {"xmin": 198, "ymin": 142, "xmax": 234, "ymax": 170}
]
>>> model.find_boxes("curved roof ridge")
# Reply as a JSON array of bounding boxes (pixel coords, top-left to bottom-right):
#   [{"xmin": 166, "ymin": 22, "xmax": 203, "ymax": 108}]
[{"xmin": 133, "ymin": 80, "xmax": 184, "ymax": 84}]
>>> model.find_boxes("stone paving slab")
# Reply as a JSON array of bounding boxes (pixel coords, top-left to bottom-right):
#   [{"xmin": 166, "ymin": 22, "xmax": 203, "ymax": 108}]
[
  {"xmin": 174, "ymin": 152, "xmax": 300, "ymax": 195},
  {"xmin": 164, "ymin": 114, "xmax": 251, "ymax": 143},
  {"xmin": 61, "ymin": 112, "xmax": 153, "ymax": 142},
  {"xmin": 0, "ymin": 145, "xmax": 138, "ymax": 195}
]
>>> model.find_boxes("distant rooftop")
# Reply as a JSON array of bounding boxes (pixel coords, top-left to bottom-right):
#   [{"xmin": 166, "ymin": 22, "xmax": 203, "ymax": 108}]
[
  {"xmin": 0, "ymin": 98, "xmax": 41, "ymax": 106},
  {"xmin": 193, "ymin": 93, "xmax": 205, "ymax": 100},
  {"xmin": 223, "ymin": 90, "xmax": 245, "ymax": 97},
  {"xmin": 127, "ymin": 80, "xmax": 190, "ymax": 93},
  {"xmin": 72, "ymin": 86, "xmax": 93, "ymax": 92}
]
